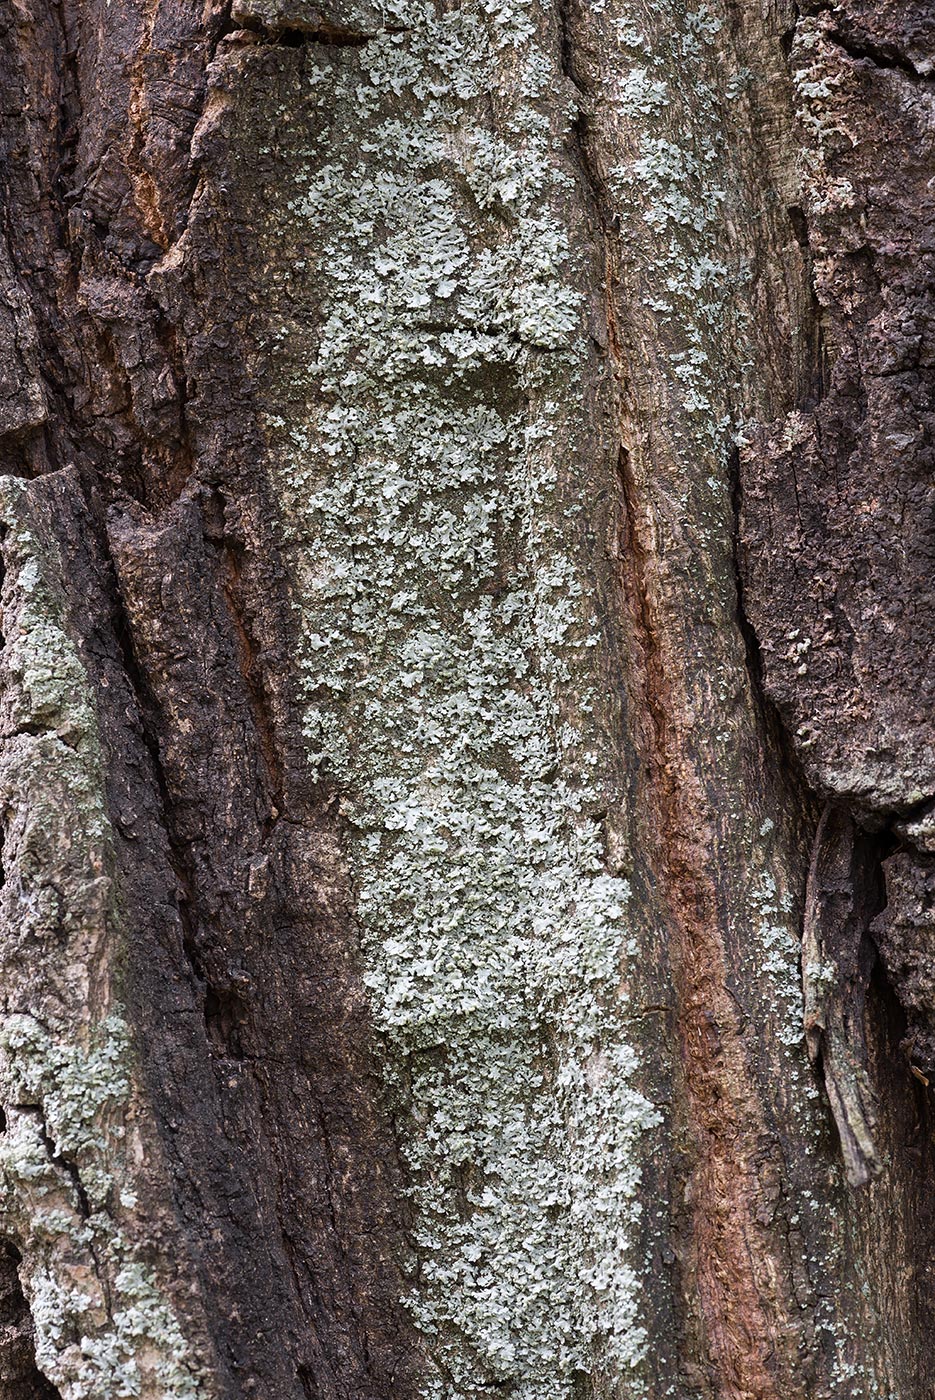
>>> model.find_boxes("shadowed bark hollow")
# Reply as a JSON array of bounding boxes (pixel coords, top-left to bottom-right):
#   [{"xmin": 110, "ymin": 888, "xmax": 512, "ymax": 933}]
[{"xmin": 0, "ymin": 0, "xmax": 931, "ymax": 1397}]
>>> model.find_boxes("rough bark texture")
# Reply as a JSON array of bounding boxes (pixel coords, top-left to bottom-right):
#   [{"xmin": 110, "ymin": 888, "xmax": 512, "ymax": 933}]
[{"xmin": 0, "ymin": 0, "xmax": 931, "ymax": 1398}]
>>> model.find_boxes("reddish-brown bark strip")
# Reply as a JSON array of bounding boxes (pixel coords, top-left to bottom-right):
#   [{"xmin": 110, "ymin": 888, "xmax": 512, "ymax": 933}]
[{"xmin": 564, "ymin": 0, "xmax": 935, "ymax": 1393}]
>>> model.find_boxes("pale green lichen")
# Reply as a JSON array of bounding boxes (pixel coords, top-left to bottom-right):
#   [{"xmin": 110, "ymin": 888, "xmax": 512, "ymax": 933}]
[
  {"xmin": 3, "ymin": 1093, "xmax": 201, "ymax": 1400},
  {"xmin": 249, "ymin": 5, "xmax": 659, "ymax": 1396},
  {"xmin": 0, "ymin": 1013, "xmax": 131, "ymax": 1200}
]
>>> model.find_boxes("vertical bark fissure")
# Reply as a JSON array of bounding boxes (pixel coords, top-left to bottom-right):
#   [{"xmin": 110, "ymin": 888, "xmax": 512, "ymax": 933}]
[
  {"xmin": 204, "ymin": 499, "xmax": 286, "ymax": 819},
  {"xmin": 103, "ymin": 548, "xmax": 209, "ymax": 994},
  {"xmin": 727, "ymin": 442, "xmax": 815, "ymax": 822}
]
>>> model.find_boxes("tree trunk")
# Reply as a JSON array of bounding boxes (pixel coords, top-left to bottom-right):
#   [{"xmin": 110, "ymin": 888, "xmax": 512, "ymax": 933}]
[{"xmin": 0, "ymin": 0, "xmax": 931, "ymax": 1396}]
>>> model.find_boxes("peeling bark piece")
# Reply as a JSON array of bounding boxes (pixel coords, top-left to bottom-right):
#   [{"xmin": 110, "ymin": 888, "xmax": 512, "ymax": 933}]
[
  {"xmin": 872, "ymin": 848, "xmax": 935, "ymax": 1078},
  {"xmin": 803, "ymin": 804, "xmax": 885, "ymax": 1186},
  {"xmin": 229, "ymin": 0, "xmax": 385, "ymax": 39},
  {"xmin": 106, "ymin": 488, "xmax": 420, "ymax": 1400}
]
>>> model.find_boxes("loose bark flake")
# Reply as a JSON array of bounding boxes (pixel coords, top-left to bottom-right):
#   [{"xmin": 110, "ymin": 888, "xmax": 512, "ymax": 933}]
[{"xmin": 802, "ymin": 805, "xmax": 884, "ymax": 1186}]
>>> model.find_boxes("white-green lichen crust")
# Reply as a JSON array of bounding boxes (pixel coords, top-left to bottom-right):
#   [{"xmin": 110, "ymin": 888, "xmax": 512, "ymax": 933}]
[
  {"xmin": 0, "ymin": 475, "xmax": 204, "ymax": 1400},
  {"xmin": 250, "ymin": 4, "xmax": 660, "ymax": 1395}
]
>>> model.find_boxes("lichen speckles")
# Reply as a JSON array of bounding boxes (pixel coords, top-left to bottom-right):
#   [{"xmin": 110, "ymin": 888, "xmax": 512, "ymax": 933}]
[
  {"xmin": 0, "ymin": 475, "xmax": 205, "ymax": 1400},
  {"xmin": 600, "ymin": 2, "xmax": 737, "ymax": 450},
  {"xmin": 238, "ymin": 3, "xmax": 659, "ymax": 1394}
]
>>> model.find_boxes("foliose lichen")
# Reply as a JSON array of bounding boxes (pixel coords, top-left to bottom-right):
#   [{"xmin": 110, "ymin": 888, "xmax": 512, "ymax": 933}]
[{"xmin": 247, "ymin": 4, "xmax": 661, "ymax": 1394}]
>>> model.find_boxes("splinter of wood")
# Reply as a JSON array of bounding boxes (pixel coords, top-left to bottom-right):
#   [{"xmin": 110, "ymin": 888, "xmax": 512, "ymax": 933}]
[{"xmin": 802, "ymin": 804, "xmax": 884, "ymax": 1187}]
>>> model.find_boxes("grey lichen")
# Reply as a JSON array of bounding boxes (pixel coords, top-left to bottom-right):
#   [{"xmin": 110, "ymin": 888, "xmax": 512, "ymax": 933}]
[{"xmin": 245, "ymin": 2, "xmax": 661, "ymax": 1395}]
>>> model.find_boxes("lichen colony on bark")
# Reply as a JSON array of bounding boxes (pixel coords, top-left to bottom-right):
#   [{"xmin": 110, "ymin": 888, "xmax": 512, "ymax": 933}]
[{"xmin": 0, "ymin": 0, "xmax": 931, "ymax": 1398}]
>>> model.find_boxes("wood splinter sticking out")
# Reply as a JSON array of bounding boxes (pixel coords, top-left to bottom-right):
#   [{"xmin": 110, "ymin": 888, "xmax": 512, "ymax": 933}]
[{"xmin": 802, "ymin": 803, "xmax": 887, "ymax": 1187}]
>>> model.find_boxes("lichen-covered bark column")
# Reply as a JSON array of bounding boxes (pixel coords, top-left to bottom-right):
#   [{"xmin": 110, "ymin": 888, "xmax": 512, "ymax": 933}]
[
  {"xmin": 0, "ymin": 0, "xmax": 932, "ymax": 1397},
  {"xmin": 224, "ymin": 11, "xmax": 665, "ymax": 1395}
]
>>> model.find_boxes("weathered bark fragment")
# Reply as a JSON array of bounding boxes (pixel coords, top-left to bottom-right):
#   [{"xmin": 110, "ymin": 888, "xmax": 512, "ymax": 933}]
[
  {"xmin": 0, "ymin": 469, "xmax": 214, "ymax": 1398},
  {"xmin": 740, "ymin": 0, "xmax": 934, "ymax": 810},
  {"xmin": 802, "ymin": 804, "xmax": 884, "ymax": 1185},
  {"xmin": 0, "ymin": 0, "xmax": 932, "ymax": 1396},
  {"xmin": 871, "ymin": 845, "xmax": 935, "ymax": 1076}
]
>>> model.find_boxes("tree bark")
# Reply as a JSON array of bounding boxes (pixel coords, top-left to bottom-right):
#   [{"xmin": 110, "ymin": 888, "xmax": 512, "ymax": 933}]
[{"xmin": 0, "ymin": 0, "xmax": 931, "ymax": 1397}]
